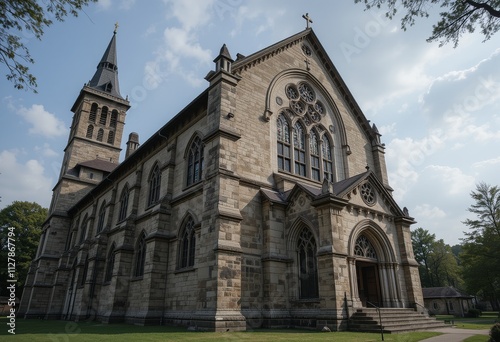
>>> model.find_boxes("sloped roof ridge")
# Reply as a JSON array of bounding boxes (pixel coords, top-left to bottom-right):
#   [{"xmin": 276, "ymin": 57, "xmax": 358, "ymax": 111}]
[{"xmin": 232, "ymin": 29, "xmax": 311, "ymax": 72}]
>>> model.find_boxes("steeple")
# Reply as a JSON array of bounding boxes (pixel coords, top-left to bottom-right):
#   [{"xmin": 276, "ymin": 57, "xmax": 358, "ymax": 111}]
[{"xmin": 88, "ymin": 28, "xmax": 123, "ymax": 99}]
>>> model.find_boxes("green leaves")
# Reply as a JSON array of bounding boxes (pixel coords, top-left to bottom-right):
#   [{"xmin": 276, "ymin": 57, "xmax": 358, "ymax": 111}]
[
  {"xmin": 0, "ymin": 0, "xmax": 97, "ymax": 92},
  {"xmin": 354, "ymin": 0, "xmax": 500, "ymax": 47}
]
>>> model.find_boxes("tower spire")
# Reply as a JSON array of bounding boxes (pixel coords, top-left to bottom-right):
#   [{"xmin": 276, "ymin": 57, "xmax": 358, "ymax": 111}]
[{"xmin": 88, "ymin": 27, "xmax": 123, "ymax": 98}]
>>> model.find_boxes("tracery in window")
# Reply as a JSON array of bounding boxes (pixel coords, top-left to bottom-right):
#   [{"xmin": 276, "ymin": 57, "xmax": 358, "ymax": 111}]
[
  {"xmin": 178, "ymin": 217, "xmax": 196, "ymax": 269},
  {"xmin": 297, "ymin": 228, "xmax": 318, "ymax": 299},
  {"xmin": 298, "ymin": 82, "xmax": 315, "ymax": 103},
  {"xmin": 148, "ymin": 163, "xmax": 161, "ymax": 206},
  {"xmin": 186, "ymin": 136, "xmax": 204, "ymax": 186},
  {"xmin": 118, "ymin": 185, "xmax": 129, "ymax": 222},
  {"xmin": 354, "ymin": 235, "xmax": 377, "ymax": 260},
  {"xmin": 360, "ymin": 183, "xmax": 376, "ymax": 206}
]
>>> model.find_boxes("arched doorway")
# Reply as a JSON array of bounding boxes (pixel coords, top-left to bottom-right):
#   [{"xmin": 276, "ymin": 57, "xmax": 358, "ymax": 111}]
[{"xmin": 354, "ymin": 235, "xmax": 381, "ymax": 307}]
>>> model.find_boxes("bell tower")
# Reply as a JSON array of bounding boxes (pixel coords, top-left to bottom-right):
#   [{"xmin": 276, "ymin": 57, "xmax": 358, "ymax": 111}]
[
  {"xmin": 20, "ymin": 27, "xmax": 130, "ymax": 319},
  {"xmin": 52, "ymin": 27, "xmax": 130, "ymax": 213}
]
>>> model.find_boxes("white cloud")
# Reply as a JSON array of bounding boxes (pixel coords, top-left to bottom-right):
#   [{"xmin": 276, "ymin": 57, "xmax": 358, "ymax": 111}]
[
  {"xmin": 0, "ymin": 150, "xmax": 53, "ymax": 209},
  {"xmin": 424, "ymin": 165, "xmax": 475, "ymax": 195},
  {"xmin": 472, "ymin": 156, "xmax": 500, "ymax": 169},
  {"xmin": 16, "ymin": 104, "xmax": 68, "ymax": 138},
  {"xmin": 165, "ymin": 0, "xmax": 215, "ymax": 31},
  {"xmin": 413, "ymin": 204, "xmax": 447, "ymax": 220},
  {"xmin": 386, "ymin": 132, "xmax": 444, "ymax": 200},
  {"xmin": 34, "ymin": 144, "xmax": 59, "ymax": 158},
  {"xmin": 96, "ymin": 0, "xmax": 112, "ymax": 10}
]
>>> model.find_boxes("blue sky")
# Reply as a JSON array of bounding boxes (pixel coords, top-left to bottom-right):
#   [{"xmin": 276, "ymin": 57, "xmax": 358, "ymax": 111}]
[{"xmin": 1, "ymin": 0, "xmax": 499, "ymax": 246}]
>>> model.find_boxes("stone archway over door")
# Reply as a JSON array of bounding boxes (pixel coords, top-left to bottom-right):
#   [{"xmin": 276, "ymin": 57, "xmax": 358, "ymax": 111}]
[{"xmin": 350, "ymin": 233, "xmax": 403, "ymax": 308}]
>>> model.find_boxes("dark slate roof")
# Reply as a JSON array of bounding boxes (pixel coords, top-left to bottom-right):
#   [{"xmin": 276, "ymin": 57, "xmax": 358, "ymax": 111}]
[
  {"xmin": 422, "ymin": 287, "xmax": 473, "ymax": 299},
  {"xmin": 334, "ymin": 172, "xmax": 369, "ymax": 196},
  {"xmin": 77, "ymin": 159, "xmax": 118, "ymax": 173},
  {"xmin": 218, "ymin": 44, "xmax": 233, "ymax": 61},
  {"xmin": 88, "ymin": 32, "xmax": 123, "ymax": 99}
]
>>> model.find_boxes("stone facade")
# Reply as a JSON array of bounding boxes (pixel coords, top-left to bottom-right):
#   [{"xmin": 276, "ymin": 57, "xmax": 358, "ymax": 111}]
[{"xmin": 20, "ymin": 28, "xmax": 423, "ymax": 331}]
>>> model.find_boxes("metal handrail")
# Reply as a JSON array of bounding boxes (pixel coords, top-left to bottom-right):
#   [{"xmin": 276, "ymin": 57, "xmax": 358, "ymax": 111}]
[
  {"xmin": 366, "ymin": 301, "xmax": 384, "ymax": 341},
  {"xmin": 413, "ymin": 302, "xmax": 429, "ymax": 316}
]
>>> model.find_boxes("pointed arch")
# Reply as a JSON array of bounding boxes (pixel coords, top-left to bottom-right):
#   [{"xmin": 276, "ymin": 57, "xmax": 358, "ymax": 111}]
[
  {"xmin": 134, "ymin": 232, "xmax": 147, "ymax": 277},
  {"xmin": 147, "ymin": 162, "xmax": 161, "ymax": 206},
  {"xmin": 185, "ymin": 133, "xmax": 204, "ymax": 186},
  {"xmin": 277, "ymin": 112, "xmax": 291, "ymax": 172},
  {"xmin": 321, "ymin": 134, "xmax": 334, "ymax": 182},
  {"xmin": 118, "ymin": 183, "xmax": 129, "ymax": 222},
  {"xmin": 78, "ymin": 214, "xmax": 88, "ymax": 244},
  {"xmin": 310, "ymin": 128, "xmax": 320, "ymax": 181},
  {"xmin": 177, "ymin": 214, "xmax": 197, "ymax": 269},
  {"xmin": 349, "ymin": 220, "xmax": 396, "ymax": 263},
  {"xmin": 293, "ymin": 121, "xmax": 306, "ymax": 176},
  {"xmin": 96, "ymin": 201, "xmax": 107, "ymax": 234}
]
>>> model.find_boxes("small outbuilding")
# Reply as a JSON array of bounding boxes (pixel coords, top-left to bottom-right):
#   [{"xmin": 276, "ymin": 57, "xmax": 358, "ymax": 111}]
[{"xmin": 423, "ymin": 286, "xmax": 474, "ymax": 317}]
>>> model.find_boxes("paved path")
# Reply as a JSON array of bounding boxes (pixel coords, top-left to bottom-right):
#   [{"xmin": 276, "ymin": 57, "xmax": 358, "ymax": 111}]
[{"xmin": 421, "ymin": 327, "xmax": 489, "ymax": 342}]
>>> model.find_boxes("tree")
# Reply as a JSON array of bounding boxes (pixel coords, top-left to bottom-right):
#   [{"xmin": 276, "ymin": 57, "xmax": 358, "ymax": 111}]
[
  {"xmin": 0, "ymin": 0, "xmax": 96, "ymax": 92},
  {"xmin": 461, "ymin": 182, "xmax": 500, "ymax": 310},
  {"xmin": 411, "ymin": 227, "xmax": 462, "ymax": 287},
  {"xmin": 0, "ymin": 201, "xmax": 47, "ymax": 295},
  {"xmin": 354, "ymin": 0, "xmax": 500, "ymax": 47}
]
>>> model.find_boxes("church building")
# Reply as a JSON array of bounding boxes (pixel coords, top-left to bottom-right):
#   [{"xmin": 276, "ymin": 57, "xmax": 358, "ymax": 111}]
[{"xmin": 20, "ymin": 19, "xmax": 425, "ymax": 331}]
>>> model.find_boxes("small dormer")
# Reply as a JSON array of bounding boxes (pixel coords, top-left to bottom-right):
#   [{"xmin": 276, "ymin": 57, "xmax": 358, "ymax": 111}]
[{"xmin": 213, "ymin": 44, "xmax": 233, "ymax": 73}]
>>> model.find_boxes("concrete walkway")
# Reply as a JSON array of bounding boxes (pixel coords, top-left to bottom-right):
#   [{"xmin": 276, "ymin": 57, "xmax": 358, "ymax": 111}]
[{"xmin": 421, "ymin": 327, "xmax": 490, "ymax": 342}]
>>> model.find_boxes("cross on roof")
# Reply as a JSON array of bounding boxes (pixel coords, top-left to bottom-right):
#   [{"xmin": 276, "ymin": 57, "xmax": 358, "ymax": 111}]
[
  {"xmin": 302, "ymin": 13, "xmax": 313, "ymax": 29},
  {"xmin": 114, "ymin": 22, "xmax": 119, "ymax": 34}
]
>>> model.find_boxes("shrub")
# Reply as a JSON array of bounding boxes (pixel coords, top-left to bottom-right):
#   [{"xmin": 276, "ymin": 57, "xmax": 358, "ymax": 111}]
[
  {"xmin": 490, "ymin": 323, "xmax": 500, "ymax": 342},
  {"xmin": 467, "ymin": 308, "xmax": 482, "ymax": 318}
]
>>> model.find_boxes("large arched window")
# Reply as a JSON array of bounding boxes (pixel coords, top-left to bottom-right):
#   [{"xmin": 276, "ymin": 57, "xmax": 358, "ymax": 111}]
[
  {"xmin": 104, "ymin": 243, "xmax": 115, "ymax": 282},
  {"xmin": 118, "ymin": 185, "xmax": 129, "ymax": 222},
  {"xmin": 186, "ymin": 136, "xmax": 204, "ymax": 186},
  {"xmin": 96, "ymin": 201, "xmax": 106, "ymax": 234},
  {"xmin": 148, "ymin": 163, "xmax": 161, "ymax": 206},
  {"xmin": 277, "ymin": 81, "xmax": 339, "ymax": 183},
  {"xmin": 134, "ymin": 233, "xmax": 146, "ymax": 277},
  {"xmin": 178, "ymin": 217, "xmax": 196, "ymax": 269},
  {"xmin": 297, "ymin": 228, "xmax": 318, "ymax": 299},
  {"xmin": 277, "ymin": 114, "xmax": 291, "ymax": 172}
]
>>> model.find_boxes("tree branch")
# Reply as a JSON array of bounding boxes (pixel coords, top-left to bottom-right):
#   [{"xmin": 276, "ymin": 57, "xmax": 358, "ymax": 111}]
[{"xmin": 465, "ymin": 0, "xmax": 500, "ymax": 18}]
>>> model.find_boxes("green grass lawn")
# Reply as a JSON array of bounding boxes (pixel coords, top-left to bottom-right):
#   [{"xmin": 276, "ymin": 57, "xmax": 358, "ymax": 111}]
[
  {"xmin": 435, "ymin": 311, "xmax": 499, "ymax": 330},
  {"xmin": 0, "ymin": 318, "xmax": 441, "ymax": 342}
]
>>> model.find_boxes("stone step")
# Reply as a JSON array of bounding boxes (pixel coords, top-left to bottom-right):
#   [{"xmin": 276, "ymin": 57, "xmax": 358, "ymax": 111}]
[{"xmin": 349, "ymin": 308, "xmax": 447, "ymax": 333}]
